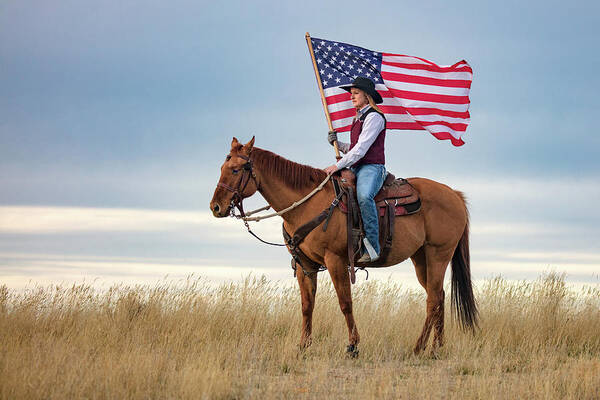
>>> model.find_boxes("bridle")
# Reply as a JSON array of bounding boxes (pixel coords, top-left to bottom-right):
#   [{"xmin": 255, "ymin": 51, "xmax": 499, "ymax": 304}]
[
  {"xmin": 217, "ymin": 153, "xmax": 257, "ymax": 218},
  {"xmin": 216, "ymin": 151, "xmax": 335, "ymax": 249},
  {"xmin": 217, "ymin": 153, "xmax": 285, "ymax": 246}
]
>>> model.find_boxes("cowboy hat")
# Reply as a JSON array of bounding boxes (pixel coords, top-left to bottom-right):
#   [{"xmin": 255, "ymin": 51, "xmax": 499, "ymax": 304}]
[{"xmin": 340, "ymin": 77, "xmax": 383, "ymax": 104}]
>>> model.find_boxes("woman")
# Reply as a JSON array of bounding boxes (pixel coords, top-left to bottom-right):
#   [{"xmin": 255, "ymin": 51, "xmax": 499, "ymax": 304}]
[{"xmin": 324, "ymin": 77, "xmax": 387, "ymax": 263}]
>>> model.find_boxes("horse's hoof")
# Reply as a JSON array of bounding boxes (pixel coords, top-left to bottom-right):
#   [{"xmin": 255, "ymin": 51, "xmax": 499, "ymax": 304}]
[{"xmin": 346, "ymin": 344, "xmax": 359, "ymax": 359}]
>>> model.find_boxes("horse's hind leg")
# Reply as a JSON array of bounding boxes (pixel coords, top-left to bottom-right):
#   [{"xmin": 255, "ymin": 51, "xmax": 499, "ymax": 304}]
[
  {"xmin": 325, "ymin": 251, "xmax": 360, "ymax": 356},
  {"xmin": 413, "ymin": 246, "xmax": 452, "ymax": 354},
  {"xmin": 410, "ymin": 247, "xmax": 427, "ymax": 290},
  {"xmin": 296, "ymin": 266, "xmax": 318, "ymax": 349}
]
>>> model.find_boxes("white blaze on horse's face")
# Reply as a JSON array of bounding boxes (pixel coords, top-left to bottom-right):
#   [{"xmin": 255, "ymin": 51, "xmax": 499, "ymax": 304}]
[{"xmin": 210, "ymin": 137, "xmax": 257, "ymax": 218}]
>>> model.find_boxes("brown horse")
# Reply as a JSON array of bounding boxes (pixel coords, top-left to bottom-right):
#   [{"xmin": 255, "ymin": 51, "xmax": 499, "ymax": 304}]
[{"xmin": 210, "ymin": 137, "xmax": 478, "ymax": 355}]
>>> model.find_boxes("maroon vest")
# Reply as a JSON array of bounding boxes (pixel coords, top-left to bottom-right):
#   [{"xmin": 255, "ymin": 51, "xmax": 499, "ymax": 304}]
[{"xmin": 349, "ymin": 108, "xmax": 386, "ymax": 167}]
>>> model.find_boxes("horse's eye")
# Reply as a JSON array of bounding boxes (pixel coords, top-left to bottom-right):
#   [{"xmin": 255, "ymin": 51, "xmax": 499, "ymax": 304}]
[
  {"xmin": 232, "ymin": 169, "xmax": 239, "ymax": 174},
  {"xmin": 226, "ymin": 155, "xmax": 231, "ymax": 161}
]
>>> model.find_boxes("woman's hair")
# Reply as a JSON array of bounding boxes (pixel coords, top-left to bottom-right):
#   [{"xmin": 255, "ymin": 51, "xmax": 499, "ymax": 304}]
[{"xmin": 366, "ymin": 94, "xmax": 384, "ymax": 114}]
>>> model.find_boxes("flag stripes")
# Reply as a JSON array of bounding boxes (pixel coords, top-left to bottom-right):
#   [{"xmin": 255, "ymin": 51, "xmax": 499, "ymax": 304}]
[{"xmin": 309, "ymin": 37, "xmax": 472, "ymax": 146}]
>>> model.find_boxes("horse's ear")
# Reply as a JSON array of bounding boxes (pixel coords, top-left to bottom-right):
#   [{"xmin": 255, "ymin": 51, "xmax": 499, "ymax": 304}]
[
  {"xmin": 231, "ymin": 137, "xmax": 240, "ymax": 148},
  {"xmin": 243, "ymin": 136, "xmax": 255, "ymax": 153}
]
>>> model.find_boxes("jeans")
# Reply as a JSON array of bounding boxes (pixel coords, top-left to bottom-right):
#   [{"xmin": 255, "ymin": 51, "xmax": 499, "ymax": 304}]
[{"xmin": 352, "ymin": 164, "xmax": 386, "ymax": 257}]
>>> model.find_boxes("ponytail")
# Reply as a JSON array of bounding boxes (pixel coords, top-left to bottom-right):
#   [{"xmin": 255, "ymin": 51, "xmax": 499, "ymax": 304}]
[{"xmin": 366, "ymin": 94, "xmax": 384, "ymax": 114}]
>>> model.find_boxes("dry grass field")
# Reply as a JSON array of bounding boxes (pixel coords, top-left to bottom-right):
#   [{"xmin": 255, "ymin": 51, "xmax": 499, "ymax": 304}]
[{"xmin": 1, "ymin": 273, "xmax": 599, "ymax": 399}]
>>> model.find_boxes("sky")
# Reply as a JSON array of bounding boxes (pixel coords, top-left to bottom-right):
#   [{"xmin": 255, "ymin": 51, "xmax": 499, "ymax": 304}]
[{"xmin": 1, "ymin": 0, "xmax": 599, "ymax": 290}]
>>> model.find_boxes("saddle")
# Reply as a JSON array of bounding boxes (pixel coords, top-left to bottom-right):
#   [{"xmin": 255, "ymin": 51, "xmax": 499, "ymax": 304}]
[
  {"xmin": 283, "ymin": 169, "xmax": 421, "ymax": 285},
  {"xmin": 334, "ymin": 170, "xmax": 421, "ymax": 283},
  {"xmin": 337, "ymin": 170, "xmax": 421, "ymax": 217}
]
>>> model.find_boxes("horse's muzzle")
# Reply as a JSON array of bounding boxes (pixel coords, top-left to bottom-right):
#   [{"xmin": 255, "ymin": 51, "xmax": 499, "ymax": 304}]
[{"xmin": 210, "ymin": 202, "xmax": 228, "ymax": 218}]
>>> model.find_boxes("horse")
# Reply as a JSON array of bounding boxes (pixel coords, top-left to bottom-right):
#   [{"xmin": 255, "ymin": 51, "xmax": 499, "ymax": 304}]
[{"xmin": 210, "ymin": 137, "xmax": 478, "ymax": 355}]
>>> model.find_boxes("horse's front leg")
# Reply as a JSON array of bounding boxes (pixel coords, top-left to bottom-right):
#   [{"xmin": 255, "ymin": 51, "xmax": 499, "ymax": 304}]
[
  {"xmin": 296, "ymin": 265, "xmax": 318, "ymax": 349},
  {"xmin": 325, "ymin": 251, "xmax": 360, "ymax": 357}
]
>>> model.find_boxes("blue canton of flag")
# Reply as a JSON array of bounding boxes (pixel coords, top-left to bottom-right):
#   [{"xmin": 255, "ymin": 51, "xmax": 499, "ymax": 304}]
[{"xmin": 312, "ymin": 38, "xmax": 382, "ymax": 88}]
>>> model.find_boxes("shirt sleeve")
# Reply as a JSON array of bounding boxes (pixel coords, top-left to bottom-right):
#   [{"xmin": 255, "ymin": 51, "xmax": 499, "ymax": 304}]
[{"xmin": 335, "ymin": 112, "xmax": 385, "ymax": 170}]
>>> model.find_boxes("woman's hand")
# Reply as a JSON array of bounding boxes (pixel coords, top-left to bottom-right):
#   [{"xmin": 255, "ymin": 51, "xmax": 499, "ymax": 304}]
[{"xmin": 324, "ymin": 165, "xmax": 338, "ymax": 175}]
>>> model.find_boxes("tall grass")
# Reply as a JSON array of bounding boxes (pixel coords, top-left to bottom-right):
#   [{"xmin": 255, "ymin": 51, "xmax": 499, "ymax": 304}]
[{"xmin": 1, "ymin": 273, "xmax": 599, "ymax": 399}]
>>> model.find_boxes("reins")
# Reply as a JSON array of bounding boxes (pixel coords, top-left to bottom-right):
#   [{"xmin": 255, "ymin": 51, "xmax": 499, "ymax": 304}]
[
  {"xmin": 219, "ymin": 153, "xmax": 333, "ymax": 246},
  {"xmin": 240, "ymin": 173, "xmax": 332, "ymax": 222}
]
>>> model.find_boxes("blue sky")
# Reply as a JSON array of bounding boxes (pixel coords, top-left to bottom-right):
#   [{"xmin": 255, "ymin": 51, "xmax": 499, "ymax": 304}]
[{"xmin": 1, "ymin": 0, "xmax": 599, "ymax": 289}]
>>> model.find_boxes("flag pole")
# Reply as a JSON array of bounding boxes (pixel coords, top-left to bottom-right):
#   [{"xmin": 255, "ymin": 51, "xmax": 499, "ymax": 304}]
[{"xmin": 305, "ymin": 32, "xmax": 341, "ymax": 160}]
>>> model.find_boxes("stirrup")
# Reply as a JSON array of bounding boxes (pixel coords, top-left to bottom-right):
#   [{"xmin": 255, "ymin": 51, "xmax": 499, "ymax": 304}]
[{"xmin": 357, "ymin": 252, "xmax": 379, "ymax": 263}]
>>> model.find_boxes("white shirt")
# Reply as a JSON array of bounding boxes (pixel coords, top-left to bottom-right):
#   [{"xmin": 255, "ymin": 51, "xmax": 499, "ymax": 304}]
[{"xmin": 335, "ymin": 105, "xmax": 385, "ymax": 170}]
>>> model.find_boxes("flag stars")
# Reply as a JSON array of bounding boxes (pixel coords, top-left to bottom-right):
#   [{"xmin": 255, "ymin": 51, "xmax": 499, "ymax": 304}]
[
  {"xmin": 327, "ymin": 46, "xmax": 332, "ymax": 51},
  {"xmin": 323, "ymin": 80, "xmax": 328, "ymax": 86},
  {"xmin": 335, "ymin": 77, "xmax": 341, "ymax": 83},
  {"xmin": 328, "ymin": 73, "xmax": 333, "ymax": 79}
]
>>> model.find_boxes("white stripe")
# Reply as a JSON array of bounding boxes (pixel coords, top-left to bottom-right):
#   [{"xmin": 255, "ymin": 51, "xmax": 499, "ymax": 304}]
[
  {"xmin": 383, "ymin": 54, "xmax": 470, "ymax": 70},
  {"xmin": 327, "ymin": 101, "xmax": 352, "ymax": 114},
  {"xmin": 381, "ymin": 55, "xmax": 432, "ymax": 65},
  {"xmin": 386, "ymin": 113, "xmax": 416, "ymax": 123},
  {"xmin": 323, "ymin": 87, "xmax": 347, "ymax": 96},
  {"xmin": 400, "ymin": 99, "xmax": 470, "ymax": 113},
  {"xmin": 412, "ymin": 114, "xmax": 470, "ymax": 124},
  {"xmin": 381, "ymin": 63, "xmax": 473, "ymax": 80},
  {"xmin": 331, "ymin": 116, "xmax": 354, "ymax": 128},
  {"xmin": 421, "ymin": 125, "xmax": 463, "ymax": 138},
  {"xmin": 384, "ymin": 80, "xmax": 469, "ymax": 97},
  {"xmin": 330, "ymin": 111, "xmax": 418, "ymax": 125}
]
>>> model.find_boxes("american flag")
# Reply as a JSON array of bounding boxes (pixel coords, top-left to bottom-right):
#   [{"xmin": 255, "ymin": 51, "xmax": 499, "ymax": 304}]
[{"xmin": 308, "ymin": 37, "xmax": 473, "ymax": 146}]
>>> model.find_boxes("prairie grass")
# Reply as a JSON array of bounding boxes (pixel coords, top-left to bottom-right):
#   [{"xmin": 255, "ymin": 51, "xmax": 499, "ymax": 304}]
[{"xmin": 0, "ymin": 273, "xmax": 599, "ymax": 399}]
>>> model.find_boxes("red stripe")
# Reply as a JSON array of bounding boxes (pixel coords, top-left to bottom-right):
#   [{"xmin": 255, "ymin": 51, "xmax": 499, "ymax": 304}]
[
  {"xmin": 326, "ymin": 90, "xmax": 394, "ymax": 103},
  {"xmin": 387, "ymin": 88, "xmax": 470, "ymax": 105},
  {"xmin": 402, "ymin": 107, "xmax": 470, "ymax": 119},
  {"xmin": 384, "ymin": 54, "xmax": 471, "ymax": 70},
  {"xmin": 329, "ymin": 108, "xmax": 355, "ymax": 121},
  {"xmin": 387, "ymin": 122, "xmax": 424, "ymax": 130},
  {"xmin": 383, "ymin": 105, "xmax": 470, "ymax": 119},
  {"xmin": 429, "ymin": 130, "xmax": 465, "ymax": 146},
  {"xmin": 382, "ymin": 59, "xmax": 473, "ymax": 74},
  {"xmin": 334, "ymin": 120, "xmax": 464, "ymax": 144},
  {"xmin": 417, "ymin": 120, "xmax": 468, "ymax": 132},
  {"xmin": 329, "ymin": 106, "xmax": 470, "ymax": 123},
  {"xmin": 381, "ymin": 71, "xmax": 472, "ymax": 88},
  {"xmin": 325, "ymin": 92, "xmax": 351, "ymax": 104},
  {"xmin": 378, "ymin": 104, "xmax": 408, "ymax": 114},
  {"xmin": 334, "ymin": 124, "xmax": 352, "ymax": 132}
]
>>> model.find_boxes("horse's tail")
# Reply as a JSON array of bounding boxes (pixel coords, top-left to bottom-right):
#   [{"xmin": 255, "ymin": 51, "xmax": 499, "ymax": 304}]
[{"xmin": 451, "ymin": 192, "xmax": 479, "ymax": 332}]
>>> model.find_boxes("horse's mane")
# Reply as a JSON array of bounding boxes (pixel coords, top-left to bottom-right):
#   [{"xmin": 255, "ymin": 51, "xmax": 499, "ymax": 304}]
[{"xmin": 251, "ymin": 147, "xmax": 328, "ymax": 190}]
